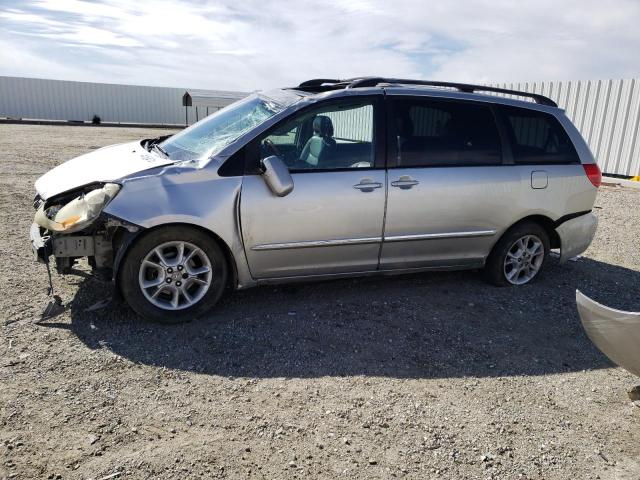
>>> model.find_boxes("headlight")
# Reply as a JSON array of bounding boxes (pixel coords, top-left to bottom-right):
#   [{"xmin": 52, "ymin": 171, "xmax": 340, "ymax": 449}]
[{"xmin": 34, "ymin": 183, "xmax": 121, "ymax": 233}]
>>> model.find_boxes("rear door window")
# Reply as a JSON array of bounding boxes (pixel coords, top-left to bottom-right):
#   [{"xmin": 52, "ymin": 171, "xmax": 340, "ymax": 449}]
[
  {"xmin": 499, "ymin": 105, "xmax": 579, "ymax": 164},
  {"xmin": 390, "ymin": 98, "xmax": 502, "ymax": 167}
]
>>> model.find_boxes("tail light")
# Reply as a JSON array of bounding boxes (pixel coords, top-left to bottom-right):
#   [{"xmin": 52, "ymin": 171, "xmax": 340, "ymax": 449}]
[{"xmin": 583, "ymin": 163, "xmax": 602, "ymax": 188}]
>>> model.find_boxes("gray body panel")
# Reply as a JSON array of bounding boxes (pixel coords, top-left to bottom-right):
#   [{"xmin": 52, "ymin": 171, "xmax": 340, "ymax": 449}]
[
  {"xmin": 83, "ymin": 85, "xmax": 599, "ymax": 289},
  {"xmin": 104, "ymin": 164, "xmax": 255, "ymax": 288},
  {"xmin": 371, "ymin": 163, "xmax": 592, "ymax": 270},
  {"xmin": 576, "ymin": 290, "xmax": 640, "ymax": 378},
  {"xmin": 240, "ymin": 171, "xmax": 386, "ymax": 278},
  {"xmin": 557, "ymin": 213, "xmax": 598, "ymax": 263}
]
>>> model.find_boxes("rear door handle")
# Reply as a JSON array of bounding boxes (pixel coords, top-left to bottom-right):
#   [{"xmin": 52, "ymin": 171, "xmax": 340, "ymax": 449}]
[
  {"xmin": 353, "ymin": 180, "xmax": 383, "ymax": 192},
  {"xmin": 391, "ymin": 176, "xmax": 419, "ymax": 189}
]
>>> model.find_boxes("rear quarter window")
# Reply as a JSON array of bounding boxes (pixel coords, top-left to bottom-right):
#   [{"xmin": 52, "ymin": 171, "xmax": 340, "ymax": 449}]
[{"xmin": 499, "ymin": 105, "xmax": 579, "ymax": 164}]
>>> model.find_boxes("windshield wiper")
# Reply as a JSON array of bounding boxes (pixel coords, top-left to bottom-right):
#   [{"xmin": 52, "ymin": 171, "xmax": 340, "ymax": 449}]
[{"xmin": 152, "ymin": 143, "xmax": 170, "ymax": 158}]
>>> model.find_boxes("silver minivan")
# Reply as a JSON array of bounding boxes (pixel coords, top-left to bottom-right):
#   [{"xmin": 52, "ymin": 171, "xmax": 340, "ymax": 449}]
[{"xmin": 30, "ymin": 78, "xmax": 601, "ymax": 323}]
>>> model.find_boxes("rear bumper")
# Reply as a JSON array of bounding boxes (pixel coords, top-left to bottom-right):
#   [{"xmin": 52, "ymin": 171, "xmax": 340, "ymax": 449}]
[
  {"xmin": 30, "ymin": 223, "xmax": 50, "ymax": 263},
  {"xmin": 576, "ymin": 290, "xmax": 640, "ymax": 377},
  {"xmin": 556, "ymin": 212, "xmax": 598, "ymax": 263}
]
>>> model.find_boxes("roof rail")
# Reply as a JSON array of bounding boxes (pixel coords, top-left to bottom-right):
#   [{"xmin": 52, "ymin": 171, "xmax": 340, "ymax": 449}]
[
  {"xmin": 298, "ymin": 78, "xmax": 343, "ymax": 88},
  {"xmin": 295, "ymin": 77, "xmax": 557, "ymax": 107}
]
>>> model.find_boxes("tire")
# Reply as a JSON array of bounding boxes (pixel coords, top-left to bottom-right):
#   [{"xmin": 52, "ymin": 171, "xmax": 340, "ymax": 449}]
[
  {"xmin": 483, "ymin": 221, "xmax": 550, "ymax": 287},
  {"xmin": 118, "ymin": 226, "xmax": 228, "ymax": 323}
]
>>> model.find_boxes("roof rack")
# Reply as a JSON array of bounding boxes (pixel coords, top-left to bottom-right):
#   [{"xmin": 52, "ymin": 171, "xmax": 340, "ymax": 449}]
[
  {"xmin": 296, "ymin": 78, "xmax": 353, "ymax": 91},
  {"xmin": 298, "ymin": 79, "xmax": 344, "ymax": 88},
  {"xmin": 295, "ymin": 77, "xmax": 557, "ymax": 107}
]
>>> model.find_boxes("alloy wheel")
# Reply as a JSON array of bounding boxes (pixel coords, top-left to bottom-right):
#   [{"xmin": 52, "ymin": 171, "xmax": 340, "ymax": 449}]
[
  {"xmin": 138, "ymin": 241, "xmax": 212, "ymax": 310},
  {"xmin": 503, "ymin": 234, "xmax": 545, "ymax": 285}
]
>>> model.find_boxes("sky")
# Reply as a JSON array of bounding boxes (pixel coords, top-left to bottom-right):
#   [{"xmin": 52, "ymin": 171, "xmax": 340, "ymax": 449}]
[{"xmin": 0, "ymin": 0, "xmax": 639, "ymax": 92}]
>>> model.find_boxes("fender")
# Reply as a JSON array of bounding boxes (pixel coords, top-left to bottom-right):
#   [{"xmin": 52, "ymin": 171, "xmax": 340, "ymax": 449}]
[{"xmin": 104, "ymin": 167, "xmax": 256, "ymax": 289}]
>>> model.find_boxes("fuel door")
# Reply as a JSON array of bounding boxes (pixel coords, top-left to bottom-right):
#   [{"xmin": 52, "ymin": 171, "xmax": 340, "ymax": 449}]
[{"xmin": 531, "ymin": 170, "xmax": 548, "ymax": 189}]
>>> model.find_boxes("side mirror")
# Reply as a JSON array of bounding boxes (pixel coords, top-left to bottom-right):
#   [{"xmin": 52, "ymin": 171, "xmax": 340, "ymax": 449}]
[{"xmin": 260, "ymin": 156, "xmax": 294, "ymax": 197}]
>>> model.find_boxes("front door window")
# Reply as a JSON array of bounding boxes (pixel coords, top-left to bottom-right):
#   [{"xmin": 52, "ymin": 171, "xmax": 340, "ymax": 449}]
[{"xmin": 259, "ymin": 100, "xmax": 376, "ymax": 171}]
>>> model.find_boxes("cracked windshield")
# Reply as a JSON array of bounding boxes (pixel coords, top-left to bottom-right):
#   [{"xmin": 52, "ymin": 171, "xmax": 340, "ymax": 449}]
[{"xmin": 161, "ymin": 94, "xmax": 283, "ymax": 161}]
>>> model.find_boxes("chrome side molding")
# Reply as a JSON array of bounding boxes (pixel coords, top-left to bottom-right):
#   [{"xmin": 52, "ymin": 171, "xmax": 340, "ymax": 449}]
[
  {"xmin": 384, "ymin": 230, "xmax": 496, "ymax": 242},
  {"xmin": 252, "ymin": 236, "xmax": 382, "ymax": 251},
  {"xmin": 252, "ymin": 230, "xmax": 496, "ymax": 251}
]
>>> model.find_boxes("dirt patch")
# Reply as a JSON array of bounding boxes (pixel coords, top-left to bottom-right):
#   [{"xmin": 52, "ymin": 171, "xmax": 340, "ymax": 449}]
[{"xmin": 1, "ymin": 124, "xmax": 640, "ymax": 479}]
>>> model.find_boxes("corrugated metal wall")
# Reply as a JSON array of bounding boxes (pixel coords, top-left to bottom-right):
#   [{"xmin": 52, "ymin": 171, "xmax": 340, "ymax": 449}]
[
  {"xmin": 491, "ymin": 79, "xmax": 640, "ymax": 176},
  {"xmin": 325, "ymin": 104, "xmax": 373, "ymax": 142},
  {"xmin": 0, "ymin": 76, "xmax": 246, "ymax": 126},
  {"xmin": 1, "ymin": 76, "xmax": 638, "ymax": 175}
]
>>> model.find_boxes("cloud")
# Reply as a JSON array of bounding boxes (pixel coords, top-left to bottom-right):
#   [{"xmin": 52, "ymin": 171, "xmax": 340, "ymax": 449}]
[{"xmin": 0, "ymin": 0, "xmax": 638, "ymax": 91}]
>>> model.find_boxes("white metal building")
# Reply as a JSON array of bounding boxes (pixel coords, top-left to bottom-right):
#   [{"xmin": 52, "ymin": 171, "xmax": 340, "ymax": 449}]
[
  {"xmin": 0, "ymin": 76, "xmax": 246, "ymax": 126},
  {"xmin": 0, "ymin": 75, "xmax": 638, "ymax": 176}
]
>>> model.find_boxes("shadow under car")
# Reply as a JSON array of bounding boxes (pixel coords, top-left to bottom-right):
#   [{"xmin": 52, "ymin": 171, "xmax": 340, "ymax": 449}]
[{"xmin": 42, "ymin": 256, "xmax": 639, "ymax": 379}]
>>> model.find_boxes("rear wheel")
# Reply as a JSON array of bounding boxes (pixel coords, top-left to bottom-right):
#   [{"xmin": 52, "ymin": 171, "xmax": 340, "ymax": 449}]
[
  {"xmin": 119, "ymin": 226, "xmax": 228, "ymax": 323},
  {"xmin": 483, "ymin": 222, "xmax": 549, "ymax": 287}
]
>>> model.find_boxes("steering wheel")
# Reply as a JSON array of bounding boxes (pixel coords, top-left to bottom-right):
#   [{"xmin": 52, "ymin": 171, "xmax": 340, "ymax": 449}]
[{"xmin": 263, "ymin": 139, "xmax": 283, "ymax": 158}]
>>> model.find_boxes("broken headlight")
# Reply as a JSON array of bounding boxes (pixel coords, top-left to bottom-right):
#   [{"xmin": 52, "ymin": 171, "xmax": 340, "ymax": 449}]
[{"xmin": 34, "ymin": 183, "xmax": 121, "ymax": 233}]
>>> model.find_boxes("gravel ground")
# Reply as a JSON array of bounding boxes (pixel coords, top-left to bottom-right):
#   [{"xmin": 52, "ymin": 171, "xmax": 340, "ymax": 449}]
[{"xmin": 1, "ymin": 124, "xmax": 640, "ymax": 480}]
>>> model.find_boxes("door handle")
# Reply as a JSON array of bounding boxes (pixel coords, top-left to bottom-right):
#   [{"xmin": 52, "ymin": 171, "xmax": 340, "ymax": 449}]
[
  {"xmin": 353, "ymin": 180, "xmax": 383, "ymax": 192},
  {"xmin": 391, "ymin": 176, "xmax": 419, "ymax": 189}
]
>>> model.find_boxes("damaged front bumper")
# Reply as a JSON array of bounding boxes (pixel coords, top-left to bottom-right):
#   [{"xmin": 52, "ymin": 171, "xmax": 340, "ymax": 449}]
[
  {"xmin": 31, "ymin": 182, "xmax": 143, "ymax": 276},
  {"xmin": 576, "ymin": 290, "xmax": 640, "ymax": 377},
  {"xmin": 30, "ymin": 221, "xmax": 114, "ymax": 274},
  {"xmin": 30, "ymin": 222, "xmax": 50, "ymax": 263},
  {"xmin": 30, "ymin": 213, "xmax": 140, "ymax": 276}
]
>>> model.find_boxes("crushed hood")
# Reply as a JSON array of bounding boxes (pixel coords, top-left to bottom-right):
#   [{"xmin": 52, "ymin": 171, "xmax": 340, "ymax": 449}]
[{"xmin": 35, "ymin": 141, "xmax": 175, "ymax": 199}]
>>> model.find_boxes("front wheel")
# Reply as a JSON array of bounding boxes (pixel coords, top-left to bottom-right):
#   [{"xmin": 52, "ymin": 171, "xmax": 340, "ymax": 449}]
[
  {"xmin": 119, "ymin": 226, "xmax": 228, "ymax": 323},
  {"xmin": 483, "ymin": 222, "xmax": 550, "ymax": 287}
]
